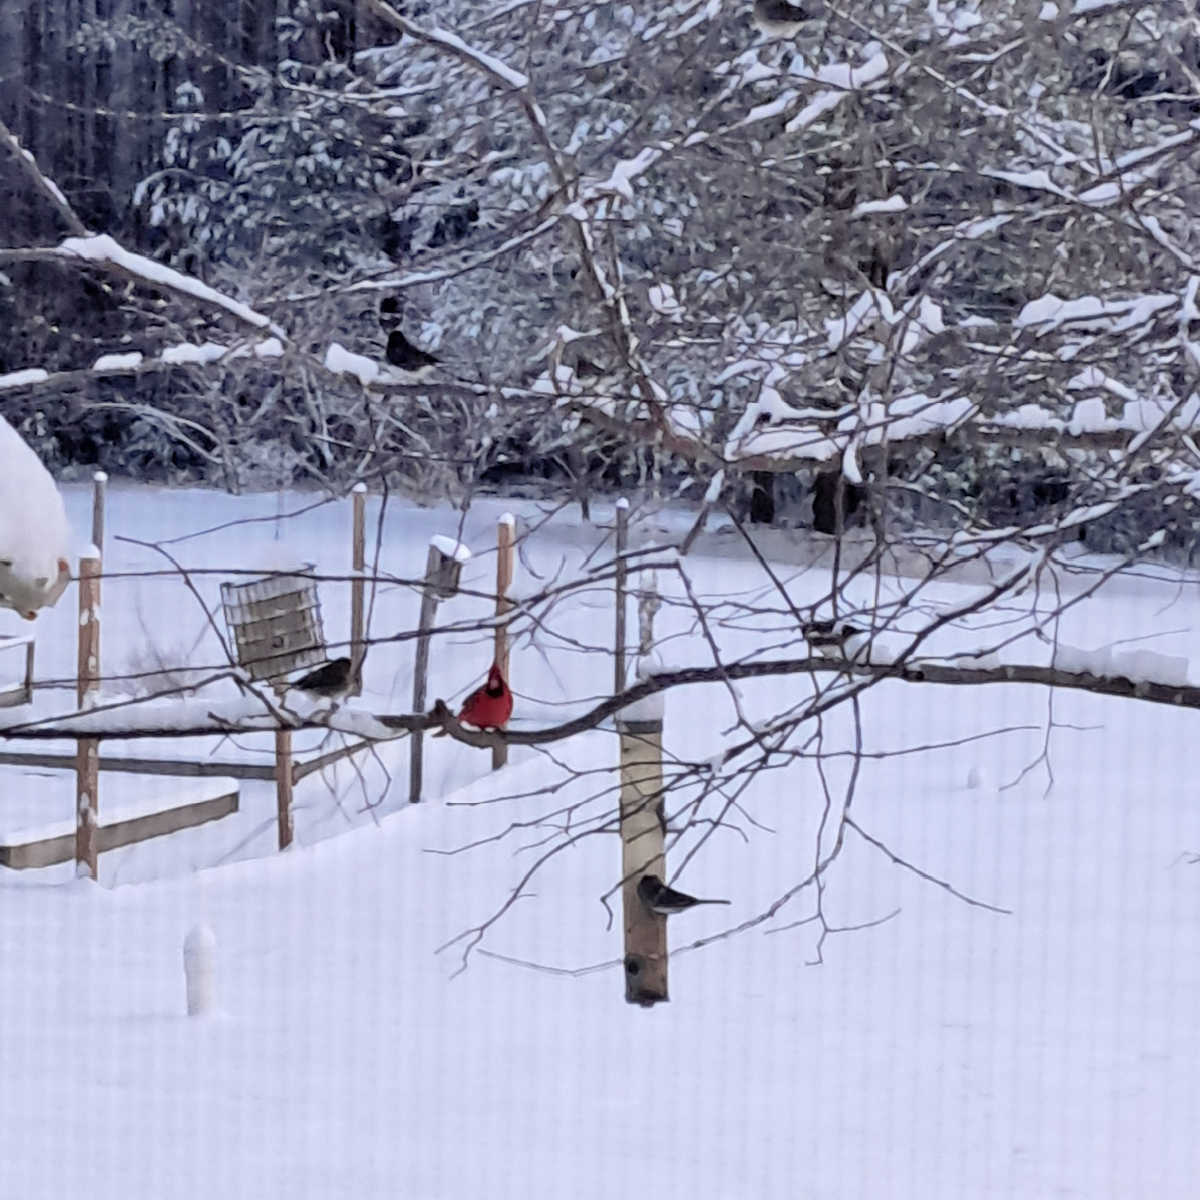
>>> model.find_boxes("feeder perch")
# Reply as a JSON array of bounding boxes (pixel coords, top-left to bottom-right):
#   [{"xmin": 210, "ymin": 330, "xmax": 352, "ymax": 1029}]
[{"xmin": 220, "ymin": 568, "xmax": 327, "ymax": 683}]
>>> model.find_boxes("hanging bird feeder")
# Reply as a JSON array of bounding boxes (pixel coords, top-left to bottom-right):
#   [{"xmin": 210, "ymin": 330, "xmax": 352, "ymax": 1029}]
[{"xmin": 220, "ymin": 568, "xmax": 327, "ymax": 683}]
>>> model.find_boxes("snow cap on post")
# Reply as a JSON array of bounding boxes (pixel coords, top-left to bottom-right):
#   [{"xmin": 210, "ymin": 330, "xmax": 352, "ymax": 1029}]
[
  {"xmin": 428, "ymin": 534, "xmax": 471, "ymax": 564},
  {"xmin": 428, "ymin": 535, "xmax": 471, "ymax": 599}
]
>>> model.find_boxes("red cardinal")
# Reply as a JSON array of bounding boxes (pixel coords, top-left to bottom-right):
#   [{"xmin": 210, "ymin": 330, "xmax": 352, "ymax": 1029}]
[{"xmin": 458, "ymin": 663, "xmax": 513, "ymax": 729}]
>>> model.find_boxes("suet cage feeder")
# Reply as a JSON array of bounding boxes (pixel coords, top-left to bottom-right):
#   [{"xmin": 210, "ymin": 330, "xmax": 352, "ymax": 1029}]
[{"xmin": 220, "ymin": 569, "xmax": 326, "ymax": 684}]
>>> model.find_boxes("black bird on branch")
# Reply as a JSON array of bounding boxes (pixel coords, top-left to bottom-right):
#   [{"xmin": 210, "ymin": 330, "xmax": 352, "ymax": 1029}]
[
  {"xmin": 802, "ymin": 620, "xmax": 870, "ymax": 661},
  {"xmin": 752, "ymin": 0, "xmax": 819, "ymax": 36},
  {"xmin": 637, "ymin": 873, "xmax": 731, "ymax": 916},
  {"xmin": 379, "ymin": 295, "xmax": 401, "ymax": 329},
  {"xmin": 290, "ymin": 656, "xmax": 355, "ymax": 701},
  {"xmin": 386, "ymin": 329, "xmax": 441, "ymax": 378},
  {"xmin": 573, "ymin": 356, "xmax": 605, "ymax": 381}
]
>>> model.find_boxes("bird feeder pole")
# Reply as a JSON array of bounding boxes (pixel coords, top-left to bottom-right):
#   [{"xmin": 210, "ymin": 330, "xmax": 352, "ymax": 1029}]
[
  {"xmin": 350, "ymin": 483, "xmax": 366, "ymax": 693},
  {"xmin": 614, "ymin": 498, "xmax": 629, "ymax": 696},
  {"xmin": 492, "ymin": 515, "xmax": 515, "ymax": 771},
  {"xmin": 618, "ymin": 570, "xmax": 667, "ymax": 1005},
  {"xmin": 618, "ymin": 709, "xmax": 667, "ymax": 1006}
]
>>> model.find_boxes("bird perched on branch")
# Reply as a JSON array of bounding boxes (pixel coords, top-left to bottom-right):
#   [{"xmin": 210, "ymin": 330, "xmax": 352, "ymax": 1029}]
[
  {"xmin": 802, "ymin": 620, "xmax": 870, "ymax": 661},
  {"xmin": 379, "ymin": 295, "xmax": 401, "ymax": 329},
  {"xmin": 572, "ymin": 355, "xmax": 605, "ymax": 381},
  {"xmin": 458, "ymin": 662, "xmax": 514, "ymax": 730},
  {"xmin": 637, "ymin": 873, "xmax": 731, "ymax": 916},
  {"xmin": 386, "ymin": 329, "xmax": 441, "ymax": 378},
  {"xmin": 290, "ymin": 656, "xmax": 355, "ymax": 701},
  {"xmin": 752, "ymin": 0, "xmax": 819, "ymax": 36}
]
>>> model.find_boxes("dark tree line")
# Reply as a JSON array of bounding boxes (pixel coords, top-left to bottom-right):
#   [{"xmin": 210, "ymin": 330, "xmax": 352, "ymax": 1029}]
[{"xmin": 1, "ymin": 1, "xmax": 290, "ymax": 239}]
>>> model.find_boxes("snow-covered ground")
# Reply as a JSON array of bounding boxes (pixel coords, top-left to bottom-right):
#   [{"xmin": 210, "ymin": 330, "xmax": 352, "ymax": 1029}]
[{"xmin": 4, "ymin": 483, "xmax": 1200, "ymax": 1198}]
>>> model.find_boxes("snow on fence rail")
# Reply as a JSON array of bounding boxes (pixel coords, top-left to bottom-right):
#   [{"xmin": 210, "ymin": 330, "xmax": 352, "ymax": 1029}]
[{"xmin": 0, "ymin": 776, "xmax": 239, "ymax": 870}]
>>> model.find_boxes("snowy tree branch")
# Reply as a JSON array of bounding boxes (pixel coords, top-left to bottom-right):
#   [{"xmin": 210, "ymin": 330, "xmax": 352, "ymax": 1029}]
[
  {"xmin": 0, "ymin": 115, "xmax": 88, "ymax": 237},
  {"xmin": 5, "ymin": 656, "xmax": 1200, "ymax": 745}
]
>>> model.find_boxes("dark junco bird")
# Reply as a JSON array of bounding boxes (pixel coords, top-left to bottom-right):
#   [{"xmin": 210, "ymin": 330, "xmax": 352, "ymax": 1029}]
[
  {"xmin": 290, "ymin": 656, "xmax": 354, "ymax": 700},
  {"xmin": 752, "ymin": 0, "xmax": 818, "ymax": 35},
  {"xmin": 379, "ymin": 296, "xmax": 401, "ymax": 330},
  {"xmin": 637, "ymin": 873, "xmax": 731, "ymax": 915},
  {"xmin": 386, "ymin": 329, "xmax": 440, "ymax": 377},
  {"xmin": 572, "ymin": 356, "xmax": 605, "ymax": 381},
  {"xmin": 803, "ymin": 620, "xmax": 870, "ymax": 660}
]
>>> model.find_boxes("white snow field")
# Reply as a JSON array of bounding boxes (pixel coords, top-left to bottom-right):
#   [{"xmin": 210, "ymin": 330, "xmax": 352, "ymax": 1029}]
[{"xmin": 4, "ymin": 482, "xmax": 1200, "ymax": 1199}]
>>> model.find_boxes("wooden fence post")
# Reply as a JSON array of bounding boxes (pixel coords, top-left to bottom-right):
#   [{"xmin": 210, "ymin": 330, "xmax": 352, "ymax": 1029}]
[
  {"xmin": 350, "ymin": 483, "xmax": 366, "ymax": 693},
  {"xmin": 618, "ymin": 704, "xmax": 667, "ymax": 1006},
  {"xmin": 492, "ymin": 514, "xmax": 515, "ymax": 770},
  {"xmin": 91, "ymin": 470, "xmax": 107, "ymax": 554},
  {"xmin": 614, "ymin": 498, "xmax": 629, "ymax": 696},
  {"xmin": 275, "ymin": 726, "xmax": 294, "ymax": 850},
  {"xmin": 75, "ymin": 551, "xmax": 101, "ymax": 880},
  {"xmin": 408, "ymin": 538, "xmax": 469, "ymax": 803}
]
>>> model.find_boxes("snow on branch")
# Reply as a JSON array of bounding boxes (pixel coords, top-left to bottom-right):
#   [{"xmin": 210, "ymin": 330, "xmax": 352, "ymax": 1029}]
[
  {"xmin": 0, "ymin": 116, "xmax": 87, "ymax": 237},
  {"xmin": 58, "ymin": 235, "xmax": 282, "ymax": 335},
  {"xmin": 567, "ymin": 371, "xmax": 1199, "ymax": 475},
  {"xmin": 743, "ymin": 396, "xmax": 1200, "ymax": 464},
  {"xmin": 0, "ymin": 329, "xmax": 486, "ymax": 403},
  {"xmin": 363, "ymin": 1, "xmax": 540, "ymax": 115},
  {"xmin": 1015, "ymin": 291, "xmax": 1176, "ymax": 337},
  {"xmin": 594, "ymin": 147, "xmax": 664, "ymax": 202},
  {"xmin": 366, "ymin": 3, "xmax": 528, "ymax": 89},
  {"xmin": 0, "ymin": 239, "xmax": 284, "ymax": 338},
  {"xmin": 324, "ymin": 342, "xmax": 380, "ymax": 387},
  {"xmin": 891, "ymin": 212, "xmax": 1014, "ymax": 292},
  {"xmin": 0, "ymin": 337, "xmax": 285, "ymax": 396},
  {"xmin": 0, "ymin": 368, "xmax": 50, "ymax": 391}
]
